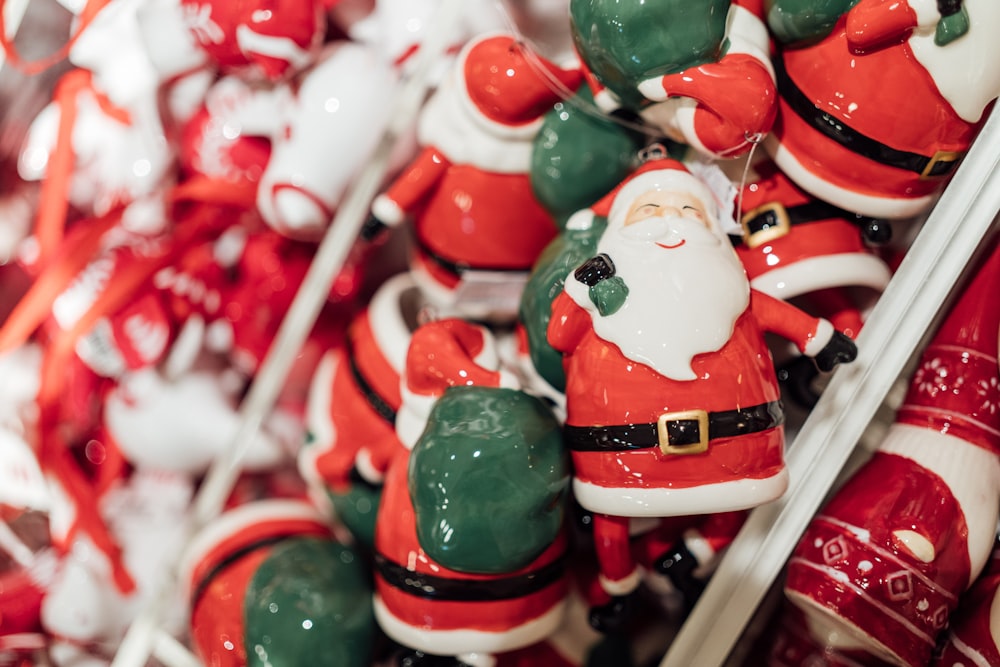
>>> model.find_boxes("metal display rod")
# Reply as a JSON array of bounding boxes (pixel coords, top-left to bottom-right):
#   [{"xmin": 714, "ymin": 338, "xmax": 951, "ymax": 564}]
[{"xmin": 661, "ymin": 106, "xmax": 1000, "ymax": 667}]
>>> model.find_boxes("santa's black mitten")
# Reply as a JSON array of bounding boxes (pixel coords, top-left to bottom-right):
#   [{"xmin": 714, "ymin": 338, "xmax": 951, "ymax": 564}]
[
  {"xmin": 813, "ymin": 330, "xmax": 858, "ymax": 372},
  {"xmin": 360, "ymin": 213, "xmax": 389, "ymax": 242},
  {"xmin": 778, "ymin": 355, "xmax": 821, "ymax": 409}
]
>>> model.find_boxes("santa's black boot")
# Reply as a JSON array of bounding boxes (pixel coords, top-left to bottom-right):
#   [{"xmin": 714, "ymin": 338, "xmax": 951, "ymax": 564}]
[
  {"xmin": 776, "ymin": 355, "xmax": 821, "ymax": 408},
  {"xmin": 654, "ymin": 542, "xmax": 706, "ymax": 612},
  {"xmin": 588, "ymin": 590, "xmax": 640, "ymax": 635}
]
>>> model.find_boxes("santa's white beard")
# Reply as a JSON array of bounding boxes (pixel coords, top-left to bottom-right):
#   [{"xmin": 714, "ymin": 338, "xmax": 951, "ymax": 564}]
[{"xmin": 566, "ymin": 215, "xmax": 751, "ymax": 381}]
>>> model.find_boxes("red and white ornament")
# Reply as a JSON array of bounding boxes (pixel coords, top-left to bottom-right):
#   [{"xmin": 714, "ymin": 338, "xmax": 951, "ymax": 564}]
[
  {"xmin": 784, "ymin": 242, "xmax": 1000, "ymax": 666},
  {"xmin": 370, "ymin": 32, "xmax": 581, "ymax": 323},
  {"xmin": 547, "ymin": 159, "xmax": 857, "ymax": 605}
]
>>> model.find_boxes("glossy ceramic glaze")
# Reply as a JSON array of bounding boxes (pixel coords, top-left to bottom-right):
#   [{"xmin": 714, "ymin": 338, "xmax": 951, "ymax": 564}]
[
  {"xmin": 569, "ymin": 0, "xmax": 776, "ymax": 158},
  {"xmin": 764, "ymin": 0, "xmax": 858, "ymax": 44},
  {"xmin": 570, "ymin": 0, "xmax": 730, "ymax": 109},
  {"xmin": 734, "ymin": 159, "xmax": 892, "ymax": 322},
  {"xmin": 529, "ymin": 86, "xmax": 645, "ymax": 227},
  {"xmin": 373, "ymin": 319, "xmax": 568, "ymax": 658},
  {"xmin": 409, "ymin": 385, "xmax": 567, "ymax": 573},
  {"xmin": 785, "ymin": 243, "xmax": 1000, "ymax": 666},
  {"xmin": 930, "ymin": 543, "xmax": 1000, "ymax": 666},
  {"xmin": 376, "ymin": 33, "xmax": 579, "ymax": 322},
  {"xmin": 184, "ymin": 500, "xmax": 373, "ymax": 667},
  {"xmin": 765, "ymin": 0, "xmax": 1000, "ymax": 218},
  {"xmin": 247, "ymin": 41, "xmax": 397, "ymax": 238},
  {"xmin": 297, "ymin": 272, "xmax": 422, "ymax": 549},
  {"xmin": 177, "ymin": 0, "xmax": 326, "ymax": 81},
  {"xmin": 519, "ymin": 217, "xmax": 607, "ymax": 394}
]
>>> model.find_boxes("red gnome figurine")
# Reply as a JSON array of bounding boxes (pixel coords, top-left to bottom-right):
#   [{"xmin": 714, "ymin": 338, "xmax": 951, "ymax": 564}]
[
  {"xmin": 367, "ymin": 33, "xmax": 582, "ymax": 323},
  {"xmin": 546, "ymin": 159, "xmax": 857, "ymax": 630},
  {"xmin": 784, "ymin": 240, "xmax": 1000, "ymax": 667}
]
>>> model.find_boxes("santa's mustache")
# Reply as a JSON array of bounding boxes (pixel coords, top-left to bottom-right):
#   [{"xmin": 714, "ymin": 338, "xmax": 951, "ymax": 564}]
[{"xmin": 616, "ymin": 214, "xmax": 721, "ymax": 246}]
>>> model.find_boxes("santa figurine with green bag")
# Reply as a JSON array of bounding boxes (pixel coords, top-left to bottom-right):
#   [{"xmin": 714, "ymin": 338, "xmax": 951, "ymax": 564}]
[
  {"xmin": 373, "ymin": 317, "xmax": 570, "ymax": 666},
  {"xmin": 547, "ymin": 158, "xmax": 858, "ymax": 631}
]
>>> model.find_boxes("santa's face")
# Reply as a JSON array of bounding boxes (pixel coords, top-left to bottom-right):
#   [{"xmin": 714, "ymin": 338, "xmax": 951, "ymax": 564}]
[
  {"xmin": 624, "ymin": 189, "xmax": 709, "ymax": 229},
  {"xmin": 568, "ymin": 187, "xmax": 750, "ymax": 381}
]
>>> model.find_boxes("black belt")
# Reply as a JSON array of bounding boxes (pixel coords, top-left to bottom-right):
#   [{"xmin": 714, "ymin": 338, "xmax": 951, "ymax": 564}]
[
  {"xmin": 731, "ymin": 199, "xmax": 889, "ymax": 248},
  {"xmin": 774, "ymin": 55, "xmax": 962, "ymax": 179},
  {"xmin": 374, "ymin": 553, "xmax": 565, "ymax": 602},
  {"xmin": 189, "ymin": 534, "xmax": 294, "ymax": 608},
  {"xmin": 345, "ymin": 335, "xmax": 397, "ymax": 425},
  {"xmin": 564, "ymin": 401, "xmax": 783, "ymax": 455},
  {"xmin": 414, "ymin": 235, "xmax": 531, "ymax": 277}
]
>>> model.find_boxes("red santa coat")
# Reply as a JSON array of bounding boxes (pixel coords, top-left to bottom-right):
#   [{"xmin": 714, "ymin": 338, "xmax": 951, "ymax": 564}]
[
  {"xmin": 382, "ymin": 147, "xmax": 559, "ymax": 289},
  {"xmin": 768, "ymin": 7, "xmax": 989, "ymax": 219},
  {"xmin": 548, "ymin": 288, "xmax": 826, "ymax": 517}
]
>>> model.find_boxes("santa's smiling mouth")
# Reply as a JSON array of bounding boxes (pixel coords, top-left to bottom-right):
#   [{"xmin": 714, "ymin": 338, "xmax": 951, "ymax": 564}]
[{"xmin": 656, "ymin": 240, "xmax": 686, "ymax": 249}]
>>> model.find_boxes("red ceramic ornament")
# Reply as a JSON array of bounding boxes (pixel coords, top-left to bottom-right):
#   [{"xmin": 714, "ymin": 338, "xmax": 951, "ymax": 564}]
[
  {"xmin": 930, "ymin": 540, "xmax": 1000, "ymax": 667},
  {"xmin": 298, "ymin": 273, "xmax": 422, "ymax": 505},
  {"xmin": 178, "ymin": 0, "xmax": 326, "ymax": 81},
  {"xmin": 784, "ymin": 241, "xmax": 1000, "ymax": 666},
  {"xmin": 765, "ymin": 0, "xmax": 1000, "ymax": 220},
  {"xmin": 734, "ymin": 159, "xmax": 892, "ymax": 338},
  {"xmin": 375, "ymin": 318, "xmax": 568, "ymax": 663},
  {"xmin": 546, "ymin": 159, "xmax": 857, "ymax": 603},
  {"xmin": 370, "ymin": 33, "xmax": 582, "ymax": 323}
]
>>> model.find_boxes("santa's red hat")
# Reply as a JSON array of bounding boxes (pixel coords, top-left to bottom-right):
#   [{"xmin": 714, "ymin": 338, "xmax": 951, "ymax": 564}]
[
  {"xmin": 395, "ymin": 318, "xmax": 518, "ymax": 448},
  {"xmin": 580, "ymin": 156, "xmax": 733, "ymax": 239},
  {"xmin": 458, "ymin": 33, "xmax": 582, "ymax": 127}
]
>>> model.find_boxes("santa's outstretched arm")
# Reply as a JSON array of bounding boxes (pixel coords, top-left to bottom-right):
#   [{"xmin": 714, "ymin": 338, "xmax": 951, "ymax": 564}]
[
  {"xmin": 364, "ymin": 146, "xmax": 452, "ymax": 239},
  {"xmin": 751, "ymin": 289, "xmax": 857, "ymax": 372}
]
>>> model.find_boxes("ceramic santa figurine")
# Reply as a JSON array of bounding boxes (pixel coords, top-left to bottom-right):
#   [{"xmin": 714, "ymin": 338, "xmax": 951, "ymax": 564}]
[
  {"xmin": 298, "ymin": 272, "xmax": 425, "ymax": 548},
  {"xmin": 180, "ymin": 499, "xmax": 374, "ymax": 667},
  {"xmin": 367, "ymin": 32, "xmax": 582, "ymax": 323},
  {"xmin": 783, "ymin": 241, "xmax": 1000, "ymax": 666},
  {"xmin": 731, "ymin": 158, "xmax": 894, "ymax": 405},
  {"xmin": 569, "ymin": 0, "xmax": 776, "ymax": 159},
  {"xmin": 374, "ymin": 317, "xmax": 569, "ymax": 666},
  {"xmin": 764, "ymin": 0, "xmax": 1000, "ymax": 220},
  {"xmin": 546, "ymin": 158, "xmax": 857, "ymax": 629}
]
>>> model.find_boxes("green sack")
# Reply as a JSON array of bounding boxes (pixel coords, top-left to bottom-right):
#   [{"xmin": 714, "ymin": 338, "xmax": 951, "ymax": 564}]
[{"xmin": 409, "ymin": 386, "xmax": 568, "ymax": 574}]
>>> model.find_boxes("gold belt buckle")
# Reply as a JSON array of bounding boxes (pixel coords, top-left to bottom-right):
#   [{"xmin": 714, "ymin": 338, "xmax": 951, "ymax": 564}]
[
  {"xmin": 920, "ymin": 149, "xmax": 961, "ymax": 179},
  {"xmin": 657, "ymin": 410, "xmax": 710, "ymax": 455},
  {"xmin": 741, "ymin": 201, "xmax": 791, "ymax": 248}
]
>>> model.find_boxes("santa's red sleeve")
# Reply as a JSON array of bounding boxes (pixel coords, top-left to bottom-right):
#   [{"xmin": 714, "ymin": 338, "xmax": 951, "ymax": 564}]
[
  {"xmin": 371, "ymin": 146, "xmax": 452, "ymax": 226},
  {"xmin": 547, "ymin": 291, "xmax": 592, "ymax": 356},
  {"xmin": 751, "ymin": 289, "xmax": 836, "ymax": 358}
]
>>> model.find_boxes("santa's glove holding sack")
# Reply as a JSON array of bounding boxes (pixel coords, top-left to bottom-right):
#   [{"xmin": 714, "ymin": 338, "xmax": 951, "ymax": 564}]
[{"xmin": 574, "ymin": 253, "xmax": 629, "ymax": 317}]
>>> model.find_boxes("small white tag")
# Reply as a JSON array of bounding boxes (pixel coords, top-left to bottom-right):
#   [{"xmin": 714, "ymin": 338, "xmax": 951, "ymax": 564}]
[
  {"xmin": 453, "ymin": 271, "xmax": 531, "ymax": 320},
  {"xmin": 685, "ymin": 159, "xmax": 740, "ymax": 236}
]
